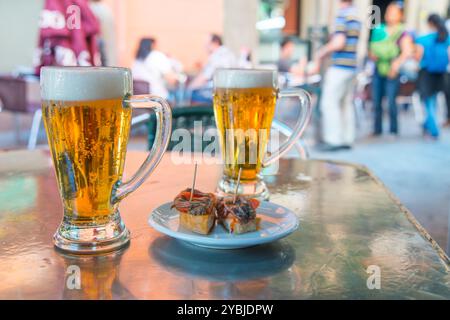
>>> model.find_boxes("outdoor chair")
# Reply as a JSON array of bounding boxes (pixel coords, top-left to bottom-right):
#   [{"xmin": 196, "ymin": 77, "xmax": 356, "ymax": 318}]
[
  {"xmin": 0, "ymin": 76, "xmax": 152, "ymax": 150},
  {"xmin": 130, "ymin": 80, "xmax": 153, "ymax": 131},
  {"xmin": 0, "ymin": 75, "xmax": 41, "ymax": 149},
  {"xmin": 144, "ymin": 105, "xmax": 309, "ymax": 159},
  {"xmin": 133, "ymin": 79, "xmax": 151, "ymax": 95},
  {"xmin": 148, "ymin": 105, "xmax": 216, "ymax": 152}
]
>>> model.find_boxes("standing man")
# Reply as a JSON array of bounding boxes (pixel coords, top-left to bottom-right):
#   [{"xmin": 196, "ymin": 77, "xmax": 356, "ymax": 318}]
[{"xmin": 316, "ymin": 0, "xmax": 361, "ymax": 151}]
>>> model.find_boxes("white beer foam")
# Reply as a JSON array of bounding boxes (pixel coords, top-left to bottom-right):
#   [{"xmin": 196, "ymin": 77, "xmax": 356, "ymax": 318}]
[
  {"xmin": 214, "ymin": 69, "xmax": 277, "ymax": 89},
  {"xmin": 40, "ymin": 67, "xmax": 132, "ymax": 101}
]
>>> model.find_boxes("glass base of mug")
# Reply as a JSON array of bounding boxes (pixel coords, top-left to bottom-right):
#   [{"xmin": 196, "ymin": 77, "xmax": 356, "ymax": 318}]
[
  {"xmin": 53, "ymin": 211, "xmax": 130, "ymax": 254},
  {"xmin": 216, "ymin": 176, "xmax": 270, "ymax": 201}
]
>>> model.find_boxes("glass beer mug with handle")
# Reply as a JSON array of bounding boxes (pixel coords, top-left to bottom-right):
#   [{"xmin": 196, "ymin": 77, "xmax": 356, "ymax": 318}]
[
  {"xmin": 213, "ymin": 68, "xmax": 312, "ymax": 200},
  {"xmin": 40, "ymin": 67, "xmax": 172, "ymax": 253}
]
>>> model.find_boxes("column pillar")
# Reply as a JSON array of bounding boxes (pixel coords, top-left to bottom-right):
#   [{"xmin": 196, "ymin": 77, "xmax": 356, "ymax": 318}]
[{"xmin": 223, "ymin": 0, "xmax": 259, "ymax": 64}]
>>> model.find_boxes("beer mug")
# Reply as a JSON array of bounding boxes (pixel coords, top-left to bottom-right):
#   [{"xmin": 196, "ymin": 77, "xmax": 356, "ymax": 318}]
[
  {"xmin": 213, "ymin": 69, "xmax": 312, "ymax": 200},
  {"xmin": 41, "ymin": 67, "xmax": 172, "ymax": 253}
]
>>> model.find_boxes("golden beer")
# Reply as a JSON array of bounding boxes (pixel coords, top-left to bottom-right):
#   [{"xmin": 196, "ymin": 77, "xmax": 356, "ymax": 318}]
[
  {"xmin": 213, "ymin": 87, "xmax": 276, "ymax": 181},
  {"xmin": 41, "ymin": 66, "xmax": 172, "ymax": 253},
  {"xmin": 42, "ymin": 98, "xmax": 131, "ymax": 225},
  {"xmin": 213, "ymin": 69, "xmax": 312, "ymax": 200}
]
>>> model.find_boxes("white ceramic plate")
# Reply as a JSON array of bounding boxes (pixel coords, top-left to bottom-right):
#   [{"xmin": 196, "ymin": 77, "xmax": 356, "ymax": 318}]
[{"xmin": 148, "ymin": 201, "xmax": 299, "ymax": 249}]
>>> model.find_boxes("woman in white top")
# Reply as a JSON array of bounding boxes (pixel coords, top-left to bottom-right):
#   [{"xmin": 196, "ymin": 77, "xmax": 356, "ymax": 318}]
[{"xmin": 131, "ymin": 38, "xmax": 179, "ymax": 99}]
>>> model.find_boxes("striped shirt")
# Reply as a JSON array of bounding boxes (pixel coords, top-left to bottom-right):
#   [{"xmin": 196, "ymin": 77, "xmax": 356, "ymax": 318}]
[{"xmin": 331, "ymin": 6, "xmax": 361, "ymax": 70}]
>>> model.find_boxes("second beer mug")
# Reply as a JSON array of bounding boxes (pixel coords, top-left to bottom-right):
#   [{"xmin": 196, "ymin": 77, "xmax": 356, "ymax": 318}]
[
  {"xmin": 213, "ymin": 69, "xmax": 312, "ymax": 200},
  {"xmin": 41, "ymin": 67, "xmax": 172, "ymax": 253}
]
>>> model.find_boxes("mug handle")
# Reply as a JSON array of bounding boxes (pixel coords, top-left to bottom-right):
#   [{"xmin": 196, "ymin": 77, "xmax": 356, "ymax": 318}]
[
  {"xmin": 112, "ymin": 95, "xmax": 172, "ymax": 203},
  {"xmin": 263, "ymin": 88, "xmax": 312, "ymax": 167}
]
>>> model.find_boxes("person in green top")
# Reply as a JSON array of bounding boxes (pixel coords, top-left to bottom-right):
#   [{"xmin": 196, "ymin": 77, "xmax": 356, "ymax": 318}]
[{"xmin": 369, "ymin": 2, "xmax": 414, "ymax": 136}]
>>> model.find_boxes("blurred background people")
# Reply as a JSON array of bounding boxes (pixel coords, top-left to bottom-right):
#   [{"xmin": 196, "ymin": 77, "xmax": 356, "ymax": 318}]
[
  {"xmin": 445, "ymin": 9, "xmax": 450, "ymax": 127},
  {"xmin": 34, "ymin": 0, "xmax": 101, "ymax": 73},
  {"xmin": 369, "ymin": 1, "xmax": 414, "ymax": 136},
  {"xmin": 188, "ymin": 34, "xmax": 236, "ymax": 90},
  {"xmin": 415, "ymin": 14, "xmax": 450, "ymax": 139},
  {"xmin": 446, "ymin": 72, "xmax": 450, "ymax": 127},
  {"xmin": 89, "ymin": 0, "xmax": 117, "ymax": 66},
  {"xmin": 131, "ymin": 38, "xmax": 180, "ymax": 100},
  {"xmin": 278, "ymin": 37, "xmax": 296, "ymax": 73},
  {"xmin": 277, "ymin": 37, "xmax": 309, "ymax": 77},
  {"xmin": 315, "ymin": 0, "xmax": 361, "ymax": 151}
]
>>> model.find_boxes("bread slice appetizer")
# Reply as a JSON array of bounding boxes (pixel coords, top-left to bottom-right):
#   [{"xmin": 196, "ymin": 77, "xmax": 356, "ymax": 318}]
[
  {"xmin": 172, "ymin": 188, "xmax": 216, "ymax": 235},
  {"xmin": 216, "ymin": 196, "xmax": 260, "ymax": 234}
]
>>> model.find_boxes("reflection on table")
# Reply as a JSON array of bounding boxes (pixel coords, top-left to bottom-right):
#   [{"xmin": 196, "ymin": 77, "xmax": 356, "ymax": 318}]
[{"xmin": 0, "ymin": 150, "xmax": 449, "ymax": 299}]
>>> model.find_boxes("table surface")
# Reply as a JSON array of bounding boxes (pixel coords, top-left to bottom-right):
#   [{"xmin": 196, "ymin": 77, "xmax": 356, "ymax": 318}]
[{"xmin": 0, "ymin": 150, "xmax": 449, "ymax": 300}]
